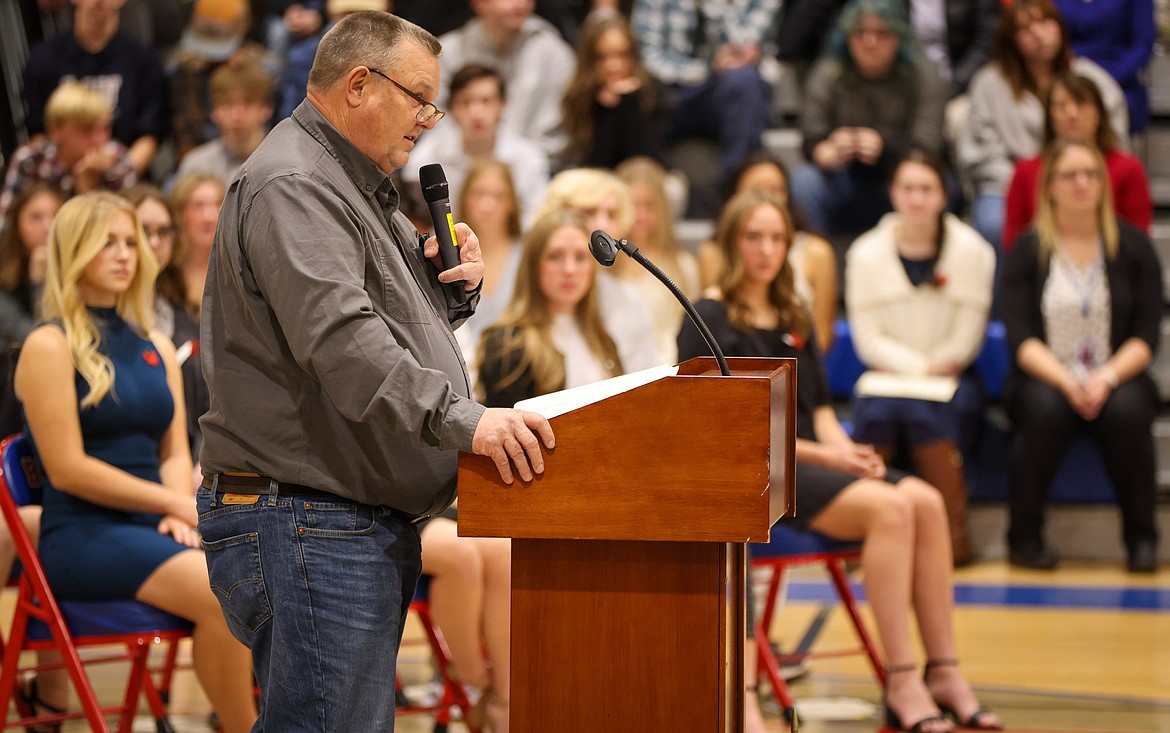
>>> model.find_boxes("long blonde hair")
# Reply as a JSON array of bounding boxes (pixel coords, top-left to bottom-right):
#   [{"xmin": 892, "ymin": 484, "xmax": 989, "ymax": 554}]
[
  {"xmin": 42, "ymin": 192, "xmax": 158, "ymax": 408},
  {"xmin": 477, "ymin": 209, "xmax": 622, "ymax": 398},
  {"xmin": 1033, "ymin": 139, "xmax": 1119, "ymax": 262},
  {"xmin": 715, "ymin": 190, "xmax": 810, "ymax": 340},
  {"xmin": 614, "ymin": 156, "xmax": 688, "ymax": 279}
]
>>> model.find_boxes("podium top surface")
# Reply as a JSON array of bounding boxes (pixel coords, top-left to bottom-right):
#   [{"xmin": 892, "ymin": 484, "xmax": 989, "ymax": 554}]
[{"xmin": 456, "ymin": 357, "xmax": 796, "ymax": 543}]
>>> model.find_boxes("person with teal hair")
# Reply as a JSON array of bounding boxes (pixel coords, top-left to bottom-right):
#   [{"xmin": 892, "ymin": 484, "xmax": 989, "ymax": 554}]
[{"xmin": 790, "ymin": 0, "xmax": 948, "ymax": 251}]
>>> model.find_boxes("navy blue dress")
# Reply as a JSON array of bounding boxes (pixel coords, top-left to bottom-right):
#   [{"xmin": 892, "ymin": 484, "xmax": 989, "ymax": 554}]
[{"xmin": 28, "ymin": 308, "xmax": 187, "ymax": 600}]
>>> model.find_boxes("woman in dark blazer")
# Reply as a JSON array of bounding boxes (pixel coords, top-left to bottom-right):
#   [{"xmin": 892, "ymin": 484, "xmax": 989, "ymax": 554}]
[{"xmin": 1001, "ymin": 138, "xmax": 1162, "ymax": 573}]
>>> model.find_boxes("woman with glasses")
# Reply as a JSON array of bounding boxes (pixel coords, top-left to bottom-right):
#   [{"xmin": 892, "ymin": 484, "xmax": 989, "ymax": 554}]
[
  {"xmin": 1001, "ymin": 139, "xmax": 1161, "ymax": 573},
  {"xmin": 956, "ymin": 0, "xmax": 1127, "ymax": 252},
  {"xmin": 790, "ymin": 0, "xmax": 948, "ymax": 250},
  {"xmin": 121, "ymin": 185, "xmax": 206, "ymax": 466},
  {"xmin": 1002, "ymin": 72, "xmax": 1151, "ymax": 252}
]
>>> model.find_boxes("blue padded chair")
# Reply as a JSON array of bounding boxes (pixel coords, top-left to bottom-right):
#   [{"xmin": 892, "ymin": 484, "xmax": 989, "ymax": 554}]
[
  {"xmin": 750, "ymin": 523, "xmax": 886, "ymax": 724},
  {"xmin": 0, "ymin": 434, "xmax": 192, "ymax": 733}
]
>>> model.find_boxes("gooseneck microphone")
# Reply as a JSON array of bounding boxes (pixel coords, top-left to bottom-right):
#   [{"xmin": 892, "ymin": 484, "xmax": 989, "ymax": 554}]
[
  {"xmin": 418, "ymin": 164, "xmax": 464, "ymax": 280},
  {"xmin": 589, "ymin": 230, "xmax": 731, "ymax": 377}
]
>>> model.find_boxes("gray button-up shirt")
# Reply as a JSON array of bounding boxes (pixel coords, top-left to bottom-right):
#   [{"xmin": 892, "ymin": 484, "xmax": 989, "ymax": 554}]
[{"xmin": 199, "ymin": 100, "xmax": 486, "ymax": 515}]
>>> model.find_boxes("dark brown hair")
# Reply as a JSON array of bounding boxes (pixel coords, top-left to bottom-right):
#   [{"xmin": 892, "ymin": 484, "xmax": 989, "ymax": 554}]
[
  {"xmin": 560, "ymin": 14, "xmax": 656, "ymax": 165},
  {"xmin": 449, "ymin": 63, "xmax": 506, "ymax": 102},
  {"xmin": 1043, "ymin": 72, "xmax": 1119, "ymax": 152},
  {"xmin": 0, "ymin": 182, "xmax": 64, "ymax": 292},
  {"xmin": 992, "ymin": 0, "xmax": 1072, "ymax": 99},
  {"xmin": 714, "ymin": 190, "xmax": 810, "ymax": 341}
]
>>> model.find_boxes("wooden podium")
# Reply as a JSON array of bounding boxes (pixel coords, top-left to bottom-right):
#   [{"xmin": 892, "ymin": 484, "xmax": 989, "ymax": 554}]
[{"xmin": 457, "ymin": 357, "xmax": 796, "ymax": 732}]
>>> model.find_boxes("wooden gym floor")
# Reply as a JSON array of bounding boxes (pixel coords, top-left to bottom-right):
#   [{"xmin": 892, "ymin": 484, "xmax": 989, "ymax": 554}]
[{"xmin": 3, "ymin": 559, "xmax": 1168, "ymax": 732}]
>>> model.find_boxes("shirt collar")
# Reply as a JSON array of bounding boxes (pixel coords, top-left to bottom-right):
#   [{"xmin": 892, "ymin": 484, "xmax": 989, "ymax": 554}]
[{"xmin": 291, "ymin": 98, "xmax": 399, "ymax": 212}]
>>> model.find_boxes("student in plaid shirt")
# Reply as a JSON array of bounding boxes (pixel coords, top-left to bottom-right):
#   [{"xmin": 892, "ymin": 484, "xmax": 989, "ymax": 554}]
[
  {"xmin": 631, "ymin": 0, "xmax": 779, "ymax": 188},
  {"xmin": 0, "ymin": 83, "xmax": 136, "ymax": 240}
]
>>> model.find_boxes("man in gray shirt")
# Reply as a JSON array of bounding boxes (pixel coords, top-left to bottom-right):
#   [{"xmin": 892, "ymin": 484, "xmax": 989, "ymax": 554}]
[{"xmin": 195, "ymin": 12, "xmax": 553, "ymax": 731}]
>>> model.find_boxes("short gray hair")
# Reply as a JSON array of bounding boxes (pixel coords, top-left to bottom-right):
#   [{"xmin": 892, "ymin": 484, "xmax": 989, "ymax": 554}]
[{"xmin": 308, "ymin": 12, "xmax": 441, "ymax": 91}]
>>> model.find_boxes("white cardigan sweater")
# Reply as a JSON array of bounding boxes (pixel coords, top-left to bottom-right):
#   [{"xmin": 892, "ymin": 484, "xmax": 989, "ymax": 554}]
[{"xmin": 846, "ymin": 213, "xmax": 996, "ymax": 375}]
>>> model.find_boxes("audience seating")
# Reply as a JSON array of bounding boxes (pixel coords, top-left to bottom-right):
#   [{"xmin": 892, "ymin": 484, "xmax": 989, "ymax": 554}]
[
  {"xmin": 750, "ymin": 524, "xmax": 886, "ymax": 725},
  {"xmin": 821, "ymin": 318, "xmax": 1120, "ymax": 503},
  {"xmin": 395, "ymin": 575, "xmax": 481, "ymax": 733},
  {"xmin": 0, "ymin": 434, "xmax": 192, "ymax": 733}
]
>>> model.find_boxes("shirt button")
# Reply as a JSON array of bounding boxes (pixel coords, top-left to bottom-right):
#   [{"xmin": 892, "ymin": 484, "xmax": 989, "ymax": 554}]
[{"xmin": 365, "ymin": 184, "xmax": 372, "ymax": 191}]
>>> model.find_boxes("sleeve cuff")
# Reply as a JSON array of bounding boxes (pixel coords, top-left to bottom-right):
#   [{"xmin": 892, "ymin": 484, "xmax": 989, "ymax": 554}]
[{"xmin": 439, "ymin": 397, "xmax": 487, "ymax": 453}]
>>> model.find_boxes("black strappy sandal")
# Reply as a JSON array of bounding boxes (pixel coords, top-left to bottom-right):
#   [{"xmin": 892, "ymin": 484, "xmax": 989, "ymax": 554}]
[
  {"xmin": 924, "ymin": 659, "xmax": 1003, "ymax": 730},
  {"xmin": 16, "ymin": 677, "xmax": 65, "ymax": 733},
  {"xmin": 884, "ymin": 663, "xmax": 954, "ymax": 733}
]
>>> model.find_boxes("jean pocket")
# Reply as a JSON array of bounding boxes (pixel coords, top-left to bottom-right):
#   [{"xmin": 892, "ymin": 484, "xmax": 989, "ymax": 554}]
[
  {"xmin": 201, "ymin": 531, "xmax": 273, "ymax": 634},
  {"xmin": 297, "ymin": 500, "xmax": 378, "ymax": 537}
]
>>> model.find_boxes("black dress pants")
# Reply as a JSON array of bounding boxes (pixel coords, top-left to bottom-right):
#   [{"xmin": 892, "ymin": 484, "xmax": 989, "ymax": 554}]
[{"xmin": 1007, "ymin": 376, "xmax": 1159, "ymax": 552}]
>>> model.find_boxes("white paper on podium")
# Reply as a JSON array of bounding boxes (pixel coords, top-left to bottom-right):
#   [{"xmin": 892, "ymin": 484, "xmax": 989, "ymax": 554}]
[
  {"xmin": 853, "ymin": 371, "xmax": 959, "ymax": 403},
  {"xmin": 514, "ymin": 364, "xmax": 680, "ymax": 418}
]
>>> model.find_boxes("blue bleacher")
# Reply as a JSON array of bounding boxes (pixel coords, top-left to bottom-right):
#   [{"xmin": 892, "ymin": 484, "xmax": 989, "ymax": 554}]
[{"xmin": 822, "ymin": 318, "xmax": 1117, "ymax": 504}]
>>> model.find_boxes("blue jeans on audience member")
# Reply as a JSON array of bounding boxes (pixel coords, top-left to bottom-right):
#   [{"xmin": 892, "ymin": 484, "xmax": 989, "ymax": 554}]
[
  {"xmin": 790, "ymin": 163, "xmax": 892, "ymax": 244},
  {"xmin": 669, "ymin": 66, "xmax": 770, "ymax": 183},
  {"xmin": 197, "ymin": 484, "xmax": 422, "ymax": 732},
  {"xmin": 971, "ymin": 193, "xmax": 1004, "ymax": 252}
]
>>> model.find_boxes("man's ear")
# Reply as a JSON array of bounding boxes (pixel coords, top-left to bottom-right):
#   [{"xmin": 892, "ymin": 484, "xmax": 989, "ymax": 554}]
[{"xmin": 344, "ymin": 66, "xmax": 373, "ymax": 108}]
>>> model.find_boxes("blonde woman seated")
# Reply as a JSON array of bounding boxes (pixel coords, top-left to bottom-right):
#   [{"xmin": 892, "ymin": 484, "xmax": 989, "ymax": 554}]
[
  {"xmin": 478, "ymin": 208, "xmax": 625, "ymax": 406},
  {"xmin": 533, "ymin": 167, "xmax": 660, "ymax": 371},
  {"xmin": 846, "ymin": 150, "xmax": 996, "ymax": 565},
  {"xmin": 679, "ymin": 190, "xmax": 1001, "ymax": 733},
  {"xmin": 14, "ymin": 192, "xmax": 257, "ymax": 733},
  {"xmin": 1001, "ymin": 139, "xmax": 1162, "ymax": 573},
  {"xmin": 614, "ymin": 156, "xmax": 699, "ymax": 365}
]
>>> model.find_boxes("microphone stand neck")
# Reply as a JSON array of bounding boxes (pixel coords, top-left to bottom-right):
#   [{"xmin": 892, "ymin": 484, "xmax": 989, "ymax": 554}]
[{"xmin": 618, "ymin": 239, "xmax": 731, "ymax": 377}]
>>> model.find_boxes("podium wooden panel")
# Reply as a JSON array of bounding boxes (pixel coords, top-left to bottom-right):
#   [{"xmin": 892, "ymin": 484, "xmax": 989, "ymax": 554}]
[{"xmin": 457, "ymin": 357, "xmax": 796, "ymax": 733}]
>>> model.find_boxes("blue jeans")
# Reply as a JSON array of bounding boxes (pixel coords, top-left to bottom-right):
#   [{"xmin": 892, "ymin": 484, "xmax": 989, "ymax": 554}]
[
  {"xmin": 789, "ymin": 163, "xmax": 892, "ymax": 243},
  {"xmin": 197, "ymin": 483, "xmax": 422, "ymax": 732},
  {"xmin": 970, "ymin": 193, "xmax": 1004, "ymax": 253},
  {"xmin": 669, "ymin": 66, "xmax": 770, "ymax": 183}
]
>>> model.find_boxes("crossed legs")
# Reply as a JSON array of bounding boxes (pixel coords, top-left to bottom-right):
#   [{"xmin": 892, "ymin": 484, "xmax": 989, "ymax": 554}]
[{"xmin": 810, "ymin": 476, "xmax": 996, "ymax": 730}]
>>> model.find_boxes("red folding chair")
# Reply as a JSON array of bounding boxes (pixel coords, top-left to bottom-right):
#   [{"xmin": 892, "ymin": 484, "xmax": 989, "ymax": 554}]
[
  {"xmin": 750, "ymin": 524, "xmax": 887, "ymax": 727},
  {"xmin": 0, "ymin": 434, "xmax": 193, "ymax": 733},
  {"xmin": 395, "ymin": 575, "xmax": 481, "ymax": 733}
]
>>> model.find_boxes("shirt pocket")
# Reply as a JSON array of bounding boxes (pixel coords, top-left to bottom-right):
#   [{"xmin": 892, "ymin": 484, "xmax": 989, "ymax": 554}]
[{"xmin": 371, "ymin": 236, "xmax": 432, "ymax": 325}]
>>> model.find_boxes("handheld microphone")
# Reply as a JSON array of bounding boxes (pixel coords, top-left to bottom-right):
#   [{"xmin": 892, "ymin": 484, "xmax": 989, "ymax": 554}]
[
  {"xmin": 589, "ymin": 230, "xmax": 731, "ymax": 377},
  {"xmin": 418, "ymin": 164, "xmax": 463, "ymax": 279}
]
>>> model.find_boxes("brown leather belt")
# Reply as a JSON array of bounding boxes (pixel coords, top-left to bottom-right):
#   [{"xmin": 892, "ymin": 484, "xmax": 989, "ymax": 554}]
[{"xmin": 201, "ymin": 473, "xmax": 431, "ymax": 524}]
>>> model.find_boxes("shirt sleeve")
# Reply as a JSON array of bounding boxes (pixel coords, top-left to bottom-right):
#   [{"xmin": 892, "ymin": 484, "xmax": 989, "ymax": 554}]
[
  {"xmin": 956, "ymin": 68, "xmax": 1016, "ymax": 190},
  {"xmin": 131, "ymin": 46, "xmax": 170, "ymax": 140},
  {"xmin": 800, "ymin": 59, "xmax": 837, "ymax": 160},
  {"xmin": 1122, "ymin": 226, "xmax": 1163, "ymax": 352},
  {"xmin": 1002, "ymin": 162, "xmax": 1032, "ymax": 253},
  {"xmin": 633, "ymin": 0, "xmax": 711, "ymax": 86},
  {"xmin": 241, "ymin": 173, "xmax": 483, "ymax": 451},
  {"xmin": 1000, "ymin": 233, "xmax": 1045, "ymax": 357},
  {"xmin": 1114, "ymin": 155, "xmax": 1153, "ymax": 233}
]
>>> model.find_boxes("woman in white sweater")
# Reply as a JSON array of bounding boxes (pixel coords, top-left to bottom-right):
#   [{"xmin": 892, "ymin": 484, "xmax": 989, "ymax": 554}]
[{"xmin": 846, "ymin": 150, "xmax": 996, "ymax": 564}]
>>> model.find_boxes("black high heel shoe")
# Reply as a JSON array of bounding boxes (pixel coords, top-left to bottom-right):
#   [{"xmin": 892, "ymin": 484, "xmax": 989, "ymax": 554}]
[
  {"xmin": 883, "ymin": 663, "xmax": 953, "ymax": 733},
  {"xmin": 923, "ymin": 659, "xmax": 1003, "ymax": 730},
  {"xmin": 16, "ymin": 676, "xmax": 65, "ymax": 733}
]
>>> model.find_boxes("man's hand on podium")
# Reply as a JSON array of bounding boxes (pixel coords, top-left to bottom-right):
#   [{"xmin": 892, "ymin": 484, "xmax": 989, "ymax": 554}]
[{"xmin": 472, "ymin": 409, "xmax": 556, "ymax": 484}]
